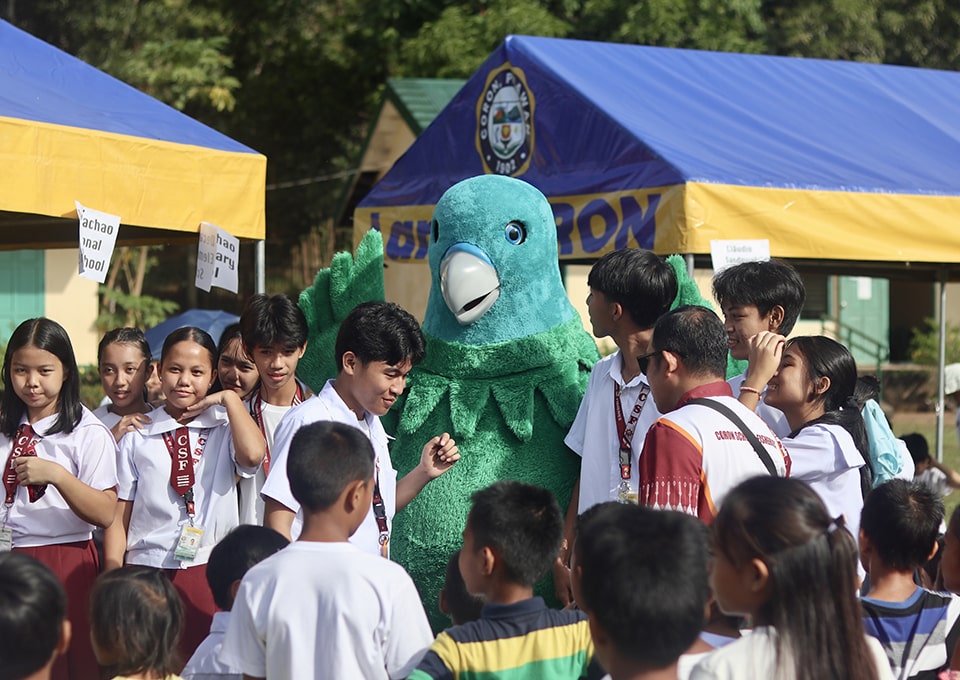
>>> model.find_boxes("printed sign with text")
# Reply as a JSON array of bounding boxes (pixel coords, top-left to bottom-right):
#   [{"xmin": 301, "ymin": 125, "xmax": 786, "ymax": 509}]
[
  {"xmin": 195, "ymin": 222, "xmax": 239, "ymax": 294},
  {"xmin": 710, "ymin": 240, "xmax": 771, "ymax": 274},
  {"xmin": 75, "ymin": 201, "xmax": 120, "ymax": 284}
]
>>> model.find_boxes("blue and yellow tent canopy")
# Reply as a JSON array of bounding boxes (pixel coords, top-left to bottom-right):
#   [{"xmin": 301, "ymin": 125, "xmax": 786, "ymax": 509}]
[
  {"xmin": 356, "ymin": 36, "xmax": 960, "ymax": 266},
  {"xmin": 0, "ymin": 20, "xmax": 265, "ymax": 250}
]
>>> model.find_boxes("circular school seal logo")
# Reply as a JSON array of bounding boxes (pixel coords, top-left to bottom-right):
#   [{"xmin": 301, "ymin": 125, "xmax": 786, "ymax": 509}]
[{"xmin": 476, "ymin": 64, "xmax": 535, "ymax": 176}]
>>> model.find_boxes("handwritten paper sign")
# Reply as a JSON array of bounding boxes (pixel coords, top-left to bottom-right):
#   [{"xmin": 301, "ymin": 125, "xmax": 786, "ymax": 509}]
[
  {"xmin": 710, "ymin": 240, "xmax": 771, "ymax": 274},
  {"xmin": 75, "ymin": 201, "xmax": 120, "ymax": 284},
  {"xmin": 195, "ymin": 222, "xmax": 239, "ymax": 293}
]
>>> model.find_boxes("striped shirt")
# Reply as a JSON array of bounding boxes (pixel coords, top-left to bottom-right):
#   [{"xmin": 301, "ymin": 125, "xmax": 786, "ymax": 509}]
[
  {"xmin": 408, "ymin": 597, "xmax": 599, "ymax": 680},
  {"xmin": 862, "ymin": 587, "xmax": 960, "ymax": 679}
]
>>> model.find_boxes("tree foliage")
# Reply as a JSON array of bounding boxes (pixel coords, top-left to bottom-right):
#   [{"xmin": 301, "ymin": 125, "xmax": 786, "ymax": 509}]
[{"xmin": 3, "ymin": 0, "xmax": 958, "ymax": 301}]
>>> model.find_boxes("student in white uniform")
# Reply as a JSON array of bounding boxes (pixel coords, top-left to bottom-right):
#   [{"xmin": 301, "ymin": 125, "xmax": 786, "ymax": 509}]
[
  {"xmin": 557, "ymin": 249, "xmax": 676, "ymax": 604},
  {"xmin": 221, "ymin": 421, "xmax": 433, "ymax": 679},
  {"xmin": 215, "ymin": 324, "xmax": 259, "ymax": 399},
  {"xmin": 262, "ymin": 301, "xmax": 459, "ymax": 556},
  {"xmin": 747, "ymin": 333, "xmax": 872, "ymax": 544},
  {"xmin": 103, "ymin": 326, "xmax": 265, "ymax": 664},
  {"xmin": 1, "ymin": 317, "xmax": 118, "ymax": 680},
  {"xmin": 236, "ymin": 294, "xmax": 311, "ymax": 525},
  {"xmin": 690, "ymin": 476, "xmax": 893, "ymax": 680},
  {"xmin": 93, "ymin": 327, "xmax": 154, "ymax": 442},
  {"xmin": 712, "ymin": 259, "xmax": 805, "ymax": 438}
]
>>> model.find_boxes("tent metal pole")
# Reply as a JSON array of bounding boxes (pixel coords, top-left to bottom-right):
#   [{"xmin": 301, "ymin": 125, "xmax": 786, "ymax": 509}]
[
  {"xmin": 255, "ymin": 240, "xmax": 266, "ymax": 294},
  {"xmin": 938, "ymin": 267, "xmax": 947, "ymax": 463},
  {"xmin": 684, "ymin": 253, "xmax": 694, "ymax": 279}
]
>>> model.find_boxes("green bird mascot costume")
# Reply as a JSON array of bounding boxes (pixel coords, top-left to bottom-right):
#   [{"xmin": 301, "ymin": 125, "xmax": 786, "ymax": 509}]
[{"xmin": 296, "ymin": 175, "xmax": 734, "ymax": 630}]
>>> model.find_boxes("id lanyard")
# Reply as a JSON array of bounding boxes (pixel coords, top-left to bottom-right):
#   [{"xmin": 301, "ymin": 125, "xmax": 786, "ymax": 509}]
[
  {"xmin": 162, "ymin": 426, "xmax": 208, "ymax": 522},
  {"xmin": 3, "ymin": 423, "xmax": 46, "ymax": 509},
  {"xmin": 249, "ymin": 383, "xmax": 304, "ymax": 475},
  {"xmin": 613, "ymin": 382, "xmax": 650, "ymax": 503},
  {"xmin": 372, "ymin": 459, "xmax": 390, "ymax": 558}
]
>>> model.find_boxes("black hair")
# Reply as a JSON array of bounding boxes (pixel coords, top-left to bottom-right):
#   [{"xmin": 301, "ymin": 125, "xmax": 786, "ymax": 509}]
[
  {"xmin": 89, "ymin": 566, "xmax": 183, "ymax": 678},
  {"xmin": 587, "ymin": 249, "xmax": 677, "ymax": 329},
  {"xmin": 0, "ymin": 552, "xmax": 66, "ymax": 680},
  {"xmin": 240, "ymin": 294, "xmax": 308, "ymax": 352},
  {"xmin": 576, "ymin": 503, "xmax": 708, "ymax": 670},
  {"xmin": 288, "ymin": 421, "xmax": 375, "ymax": 512},
  {"xmin": 216, "ymin": 323, "xmax": 244, "ymax": 356},
  {"xmin": 901, "ymin": 432, "xmax": 930, "ymax": 465},
  {"xmin": 206, "ymin": 525, "xmax": 289, "ymax": 610},
  {"xmin": 714, "ymin": 476, "xmax": 879, "ymax": 680},
  {"xmin": 853, "ymin": 375, "xmax": 880, "ymax": 406},
  {"xmin": 861, "ymin": 479, "xmax": 942, "ymax": 571},
  {"xmin": 97, "ymin": 327, "xmax": 152, "ymax": 366},
  {"xmin": 712, "ymin": 259, "xmax": 806, "ymax": 336},
  {"xmin": 442, "ymin": 550, "xmax": 484, "ymax": 625},
  {"xmin": 786, "ymin": 336, "xmax": 873, "ymax": 491},
  {"xmin": 160, "ymin": 326, "xmax": 218, "ymax": 369},
  {"xmin": 1, "ymin": 317, "xmax": 82, "ymax": 438},
  {"xmin": 334, "ymin": 301, "xmax": 425, "ymax": 371},
  {"xmin": 466, "ymin": 480, "xmax": 563, "ymax": 588},
  {"xmin": 651, "ymin": 305, "xmax": 728, "ymax": 378}
]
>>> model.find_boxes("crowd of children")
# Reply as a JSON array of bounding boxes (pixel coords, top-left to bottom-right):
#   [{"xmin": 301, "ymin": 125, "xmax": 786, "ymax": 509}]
[{"xmin": 7, "ymin": 256, "xmax": 960, "ymax": 680}]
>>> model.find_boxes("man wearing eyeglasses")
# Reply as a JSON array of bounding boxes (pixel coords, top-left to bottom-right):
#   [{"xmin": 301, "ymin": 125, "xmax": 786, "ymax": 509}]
[{"xmin": 638, "ymin": 305, "xmax": 789, "ymax": 523}]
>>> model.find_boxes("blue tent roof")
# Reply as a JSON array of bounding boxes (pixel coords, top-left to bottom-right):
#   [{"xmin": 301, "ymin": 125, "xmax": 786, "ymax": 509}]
[
  {"xmin": 0, "ymin": 19, "xmax": 265, "ymax": 247},
  {"xmin": 356, "ymin": 36, "xmax": 960, "ymax": 264}
]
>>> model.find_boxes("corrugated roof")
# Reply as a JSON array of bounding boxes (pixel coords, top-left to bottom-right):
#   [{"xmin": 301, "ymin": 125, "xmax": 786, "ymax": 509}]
[{"xmin": 387, "ymin": 78, "xmax": 466, "ymax": 133}]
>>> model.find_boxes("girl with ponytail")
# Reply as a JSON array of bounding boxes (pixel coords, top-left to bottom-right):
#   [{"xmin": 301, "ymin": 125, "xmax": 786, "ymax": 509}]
[{"xmin": 690, "ymin": 476, "xmax": 892, "ymax": 680}]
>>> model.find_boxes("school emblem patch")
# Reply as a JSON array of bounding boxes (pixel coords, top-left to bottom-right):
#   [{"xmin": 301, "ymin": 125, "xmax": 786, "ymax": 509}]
[{"xmin": 476, "ymin": 64, "xmax": 535, "ymax": 176}]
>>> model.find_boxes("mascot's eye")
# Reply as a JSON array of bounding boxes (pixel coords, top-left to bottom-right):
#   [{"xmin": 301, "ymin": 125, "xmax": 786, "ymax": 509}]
[
  {"xmin": 432, "ymin": 219, "xmax": 439, "ymax": 242},
  {"xmin": 504, "ymin": 221, "xmax": 526, "ymax": 245}
]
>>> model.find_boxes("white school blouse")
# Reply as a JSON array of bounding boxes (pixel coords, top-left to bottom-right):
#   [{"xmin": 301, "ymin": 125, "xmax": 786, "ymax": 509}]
[
  {"xmin": 116, "ymin": 406, "xmax": 259, "ymax": 569},
  {"xmin": 1, "ymin": 407, "xmax": 117, "ymax": 547},
  {"xmin": 260, "ymin": 380, "xmax": 397, "ymax": 555}
]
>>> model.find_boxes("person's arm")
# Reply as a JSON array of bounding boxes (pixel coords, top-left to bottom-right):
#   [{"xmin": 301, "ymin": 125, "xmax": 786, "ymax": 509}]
[
  {"xmin": 396, "ymin": 433, "xmax": 459, "ymax": 511},
  {"xmin": 103, "ymin": 498, "xmax": 133, "ymax": 571},
  {"xmin": 110, "ymin": 412, "xmax": 152, "ymax": 443},
  {"xmin": 184, "ymin": 390, "xmax": 265, "ymax": 469},
  {"xmin": 930, "ymin": 458, "xmax": 960, "ymax": 489},
  {"xmin": 737, "ymin": 331, "xmax": 785, "ymax": 410},
  {"xmin": 262, "ymin": 497, "xmax": 295, "ymax": 540},
  {"xmin": 12, "ymin": 456, "xmax": 117, "ymax": 527},
  {"xmin": 552, "ymin": 477, "xmax": 580, "ymax": 606}
]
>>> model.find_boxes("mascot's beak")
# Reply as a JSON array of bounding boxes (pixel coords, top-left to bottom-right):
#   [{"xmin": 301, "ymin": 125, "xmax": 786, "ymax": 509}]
[{"xmin": 440, "ymin": 243, "xmax": 501, "ymax": 325}]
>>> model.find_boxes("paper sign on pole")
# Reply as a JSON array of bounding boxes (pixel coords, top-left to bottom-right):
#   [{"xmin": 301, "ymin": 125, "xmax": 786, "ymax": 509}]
[
  {"xmin": 75, "ymin": 201, "xmax": 120, "ymax": 284},
  {"xmin": 710, "ymin": 240, "xmax": 771, "ymax": 274},
  {"xmin": 196, "ymin": 222, "xmax": 239, "ymax": 294}
]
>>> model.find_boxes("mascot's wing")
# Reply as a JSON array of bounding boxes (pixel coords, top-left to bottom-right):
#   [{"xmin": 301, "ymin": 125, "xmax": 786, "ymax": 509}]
[
  {"xmin": 296, "ymin": 229, "xmax": 386, "ymax": 392},
  {"xmin": 665, "ymin": 254, "xmax": 747, "ymax": 379}
]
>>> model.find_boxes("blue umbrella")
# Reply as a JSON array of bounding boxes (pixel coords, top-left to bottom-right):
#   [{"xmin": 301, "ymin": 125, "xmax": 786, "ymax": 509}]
[{"xmin": 144, "ymin": 309, "xmax": 240, "ymax": 360}]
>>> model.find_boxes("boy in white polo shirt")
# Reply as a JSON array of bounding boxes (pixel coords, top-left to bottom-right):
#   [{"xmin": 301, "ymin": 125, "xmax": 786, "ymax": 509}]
[
  {"xmin": 220, "ymin": 421, "xmax": 433, "ymax": 679},
  {"xmin": 261, "ymin": 301, "xmax": 459, "ymax": 556},
  {"xmin": 555, "ymin": 249, "xmax": 677, "ymax": 604}
]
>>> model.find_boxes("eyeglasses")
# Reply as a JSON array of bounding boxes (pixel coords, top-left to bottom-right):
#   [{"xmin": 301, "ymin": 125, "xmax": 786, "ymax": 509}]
[
  {"xmin": 637, "ymin": 348, "xmax": 685, "ymax": 375},
  {"xmin": 636, "ymin": 350, "xmax": 660, "ymax": 375}
]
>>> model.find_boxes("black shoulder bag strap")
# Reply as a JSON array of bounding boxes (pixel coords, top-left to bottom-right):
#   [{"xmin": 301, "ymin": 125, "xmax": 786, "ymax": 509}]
[{"xmin": 687, "ymin": 398, "xmax": 780, "ymax": 476}]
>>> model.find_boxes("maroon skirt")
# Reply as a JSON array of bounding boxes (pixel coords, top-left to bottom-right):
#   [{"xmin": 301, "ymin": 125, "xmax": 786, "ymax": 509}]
[
  {"xmin": 16, "ymin": 540, "xmax": 101, "ymax": 680},
  {"xmin": 163, "ymin": 562, "xmax": 217, "ymax": 668}
]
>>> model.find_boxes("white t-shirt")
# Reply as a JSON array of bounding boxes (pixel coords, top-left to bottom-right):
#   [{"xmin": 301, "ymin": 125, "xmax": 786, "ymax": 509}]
[
  {"xmin": 0, "ymin": 408, "xmax": 117, "ymax": 547},
  {"xmin": 260, "ymin": 380, "xmax": 397, "ymax": 555},
  {"xmin": 565, "ymin": 351, "xmax": 662, "ymax": 513},
  {"xmin": 781, "ymin": 423, "xmax": 865, "ymax": 545},
  {"xmin": 218, "ymin": 541, "xmax": 432, "ymax": 680},
  {"xmin": 182, "ymin": 611, "xmax": 240, "ymax": 680},
  {"xmin": 238, "ymin": 398, "xmax": 289, "ymax": 526},
  {"xmin": 116, "ymin": 406, "xmax": 258, "ymax": 569},
  {"xmin": 728, "ymin": 372, "xmax": 791, "ymax": 438},
  {"xmin": 689, "ymin": 626, "xmax": 894, "ymax": 679}
]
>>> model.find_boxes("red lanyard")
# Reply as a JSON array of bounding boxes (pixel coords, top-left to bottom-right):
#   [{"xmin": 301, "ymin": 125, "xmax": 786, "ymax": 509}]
[
  {"xmin": 3, "ymin": 424, "xmax": 46, "ymax": 504},
  {"xmin": 162, "ymin": 427, "xmax": 208, "ymax": 516},
  {"xmin": 613, "ymin": 382, "xmax": 651, "ymax": 480},
  {"xmin": 249, "ymin": 383, "xmax": 304, "ymax": 475}
]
